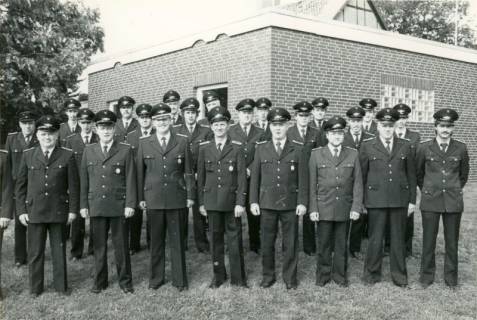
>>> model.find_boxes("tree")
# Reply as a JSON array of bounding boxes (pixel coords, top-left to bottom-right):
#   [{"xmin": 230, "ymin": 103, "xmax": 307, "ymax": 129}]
[
  {"xmin": 374, "ymin": 0, "xmax": 477, "ymax": 49},
  {"xmin": 0, "ymin": 0, "xmax": 104, "ymax": 140}
]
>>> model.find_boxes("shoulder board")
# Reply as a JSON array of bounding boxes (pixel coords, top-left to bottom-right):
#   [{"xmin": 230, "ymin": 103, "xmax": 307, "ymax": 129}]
[
  {"xmin": 292, "ymin": 140, "xmax": 304, "ymax": 146},
  {"xmin": 399, "ymin": 137, "xmax": 411, "ymax": 141},
  {"xmin": 199, "ymin": 141, "xmax": 211, "ymax": 146},
  {"xmin": 230, "ymin": 123, "xmax": 238, "ymax": 127},
  {"xmin": 199, "ymin": 124, "xmax": 209, "ymax": 128},
  {"xmin": 120, "ymin": 142, "xmax": 131, "ymax": 146},
  {"xmin": 126, "ymin": 130, "xmax": 137, "ymax": 136},
  {"xmin": 0, "ymin": 149, "xmax": 7, "ymax": 153},
  {"xmin": 420, "ymin": 139, "xmax": 432, "ymax": 144},
  {"xmin": 8, "ymin": 132, "xmax": 18, "ymax": 136},
  {"xmin": 61, "ymin": 147, "xmax": 73, "ymax": 151},
  {"xmin": 344, "ymin": 146, "xmax": 357, "ymax": 150},
  {"xmin": 363, "ymin": 137, "xmax": 374, "ymax": 142},
  {"xmin": 256, "ymin": 140, "xmax": 267, "ymax": 145},
  {"xmin": 172, "ymin": 124, "xmax": 182, "ymax": 128},
  {"xmin": 23, "ymin": 147, "xmax": 35, "ymax": 152},
  {"xmin": 139, "ymin": 135, "xmax": 149, "ymax": 139},
  {"xmin": 231, "ymin": 140, "xmax": 242, "ymax": 146},
  {"xmin": 311, "ymin": 146, "xmax": 324, "ymax": 151},
  {"xmin": 176, "ymin": 133, "xmax": 188, "ymax": 138},
  {"xmin": 66, "ymin": 133, "xmax": 76, "ymax": 139},
  {"xmin": 366, "ymin": 133, "xmax": 375, "ymax": 136}
]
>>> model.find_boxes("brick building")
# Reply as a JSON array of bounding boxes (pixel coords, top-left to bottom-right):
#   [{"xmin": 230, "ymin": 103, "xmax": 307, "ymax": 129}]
[{"xmin": 87, "ymin": 1, "xmax": 477, "ymax": 179}]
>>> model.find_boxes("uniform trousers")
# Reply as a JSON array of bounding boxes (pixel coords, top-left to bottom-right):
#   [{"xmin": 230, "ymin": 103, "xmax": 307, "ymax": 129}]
[
  {"xmin": 349, "ymin": 214, "xmax": 367, "ymax": 253},
  {"xmin": 384, "ymin": 213, "xmax": 414, "ymax": 256},
  {"xmin": 192, "ymin": 201, "xmax": 210, "ymax": 252},
  {"xmin": 128, "ymin": 208, "xmax": 143, "ymax": 251},
  {"xmin": 246, "ymin": 188, "xmax": 260, "ymax": 251},
  {"xmin": 302, "ymin": 213, "xmax": 316, "ymax": 254},
  {"xmin": 14, "ymin": 201, "xmax": 28, "ymax": 264},
  {"xmin": 70, "ymin": 215, "xmax": 93, "ymax": 258}
]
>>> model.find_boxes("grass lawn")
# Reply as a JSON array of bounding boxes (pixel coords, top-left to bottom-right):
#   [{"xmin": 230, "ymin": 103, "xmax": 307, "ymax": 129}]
[{"xmin": 1, "ymin": 184, "xmax": 476, "ymax": 320}]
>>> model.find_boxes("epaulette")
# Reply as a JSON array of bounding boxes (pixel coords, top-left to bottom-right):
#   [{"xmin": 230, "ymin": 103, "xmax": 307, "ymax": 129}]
[
  {"xmin": 256, "ymin": 140, "xmax": 267, "ymax": 145},
  {"xmin": 172, "ymin": 124, "xmax": 182, "ymax": 128},
  {"xmin": 61, "ymin": 147, "xmax": 73, "ymax": 151},
  {"xmin": 292, "ymin": 140, "xmax": 304, "ymax": 146},
  {"xmin": 139, "ymin": 135, "xmax": 149, "ymax": 139},
  {"xmin": 176, "ymin": 133, "xmax": 188, "ymax": 138},
  {"xmin": 367, "ymin": 133, "xmax": 375, "ymax": 136},
  {"xmin": 126, "ymin": 130, "xmax": 137, "ymax": 136},
  {"xmin": 0, "ymin": 149, "xmax": 7, "ymax": 153},
  {"xmin": 344, "ymin": 146, "xmax": 357, "ymax": 151},
  {"xmin": 66, "ymin": 133, "xmax": 76, "ymax": 139},
  {"xmin": 199, "ymin": 124, "xmax": 209, "ymax": 128},
  {"xmin": 363, "ymin": 137, "xmax": 374, "ymax": 142},
  {"xmin": 199, "ymin": 141, "xmax": 211, "ymax": 146},
  {"xmin": 230, "ymin": 123, "xmax": 238, "ymax": 126},
  {"xmin": 120, "ymin": 142, "xmax": 131, "ymax": 146},
  {"xmin": 311, "ymin": 146, "xmax": 324, "ymax": 151},
  {"xmin": 8, "ymin": 132, "xmax": 18, "ymax": 136},
  {"xmin": 231, "ymin": 140, "xmax": 242, "ymax": 146},
  {"xmin": 420, "ymin": 139, "xmax": 432, "ymax": 144},
  {"xmin": 23, "ymin": 147, "xmax": 35, "ymax": 152}
]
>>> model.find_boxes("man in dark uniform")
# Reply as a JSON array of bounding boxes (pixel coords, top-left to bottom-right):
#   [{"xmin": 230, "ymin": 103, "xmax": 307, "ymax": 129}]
[
  {"xmin": 197, "ymin": 106, "xmax": 248, "ymax": 288},
  {"xmin": 198, "ymin": 91, "xmax": 222, "ymax": 127},
  {"xmin": 417, "ymin": 108, "xmax": 469, "ymax": 288},
  {"xmin": 80, "ymin": 110, "xmax": 136, "ymax": 294},
  {"xmin": 309, "ymin": 116, "xmax": 363, "ymax": 287},
  {"xmin": 254, "ymin": 97, "xmax": 272, "ymax": 141},
  {"xmin": 309, "ymin": 97, "xmax": 329, "ymax": 146},
  {"xmin": 0, "ymin": 149, "xmax": 14, "ymax": 300},
  {"xmin": 287, "ymin": 101, "xmax": 322, "ymax": 256},
  {"xmin": 65, "ymin": 109, "xmax": 98, "ymax": 260},
  {"xmin": 126, "ymin": 103, "xmax": 155, "ymax": 255},
  {"xmin": 5, "ymin": 107, "xmax": 39, "ymax": 267},
  {"xmin": 137, "ymin": 103, "xmax": 195, "ymax": 291},
  {"xmin": 114, "ymin": 96, "xmax": 139, "ymax": 142},
  {"xmin": 343, "ymin": 106, "xmax": 375, "ymax": 260},
  {"xmin": 58, "ymin": 99, "xmax": 82, "ymax": 146},
  {"xmin": 229, "ymin": 98, "xmax": 264, "ymax": 254},
  {"xmin": 360, "ymin": 98, "xmax": 378, "ymax": 135},
  {"xmin": 387, "ymin": 103, "xmax": 421, "ymax": 257},
  {"xmin": 16, "ymin": 115, "xmax": 79, "ymax": 297},
  {"xmin": 163, "ymin": 90, "xmax": 183, "ymax": 125},
  {"xmin": 173, "ymin": 97, "xmax": 213, "ymax": 253},
  {"xmin": 250, "ymin": 107, "xmax": 308, "ymax": 290},
  {"xmin": 361, "ymin": 108, "xmax": 416, "ymax": 287}
]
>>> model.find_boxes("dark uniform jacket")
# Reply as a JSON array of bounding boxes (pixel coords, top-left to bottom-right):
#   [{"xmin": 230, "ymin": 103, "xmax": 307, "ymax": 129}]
[
  {"xmin": 228, "ymin": 124, "xmax": 264, "ymax": 168},
  {"xmin": 172, "ymin": 123, "xmax": 213, "ymax": 170},
  {"xmin": 80, "ymin": 141, "xmax": 137, "ymax": 217},
  {"xmin": 308, "ymin": 146, "xmax": 363, "ymax": 221},
  {"xmin": 360, "ymin": 137, "xmax": 417, "ymax": 208},
  {"xmin": 58, "ymin": 122, "xmax": 81, "ymax": 146},
  {"xmin": 308, "ymin": 119, "xmax": 327, "ymax": 146},
  {"xmin": 65, "ymin": 132, "xmax": 99, "ymax": 171},
  {"xmin": 254, "ymin": 121, "xmax": 271, "ymax": 141},
  {"xmin": 416, "ymin": 138, "xmax": 469, "ymax": 213},
  {"xmin": 197, "ymin": 139, "xmax": 247, "ymax": 211},
  {"xmin": 343, "ymin": 131, "xmax": 375, "ymax": 150},
  {"xmin": 286, "ymin": 124, "xmax": 324, "ymax": 153},
  {"xmin": 15, "ymin": 146, "xmax": 80, "ymax": 223},
  {"xmin": 249, "ymin": 139, "xmax": 308, "ymax": 211},
  {"xmin": 5, "ymin": 131, "xmax": 38, "ymax": 181},
  {"xmin": 395, "ymin": 129, "xmax": 421, "ymax": 157},
  {"xmin": 126, "ymin": 128, "xmax": 156, "ymax": 159},
  {"xmin": 137, "ymin": 133, "xmax": 195, "ymax": 210},
  {"xmin": 362, "ymin": 121, "xmax": 378, "ymax": 135},
  {"xmin": 172, "ymin": 114, "xmax": 184, "ymax": 126},
  {"xmin": 0, "ymin": 150, "xmax": 14, "ymax": 219},
  {"xmin": 114, "ymin": 118, "xmax": 139, "ymax": 142}
]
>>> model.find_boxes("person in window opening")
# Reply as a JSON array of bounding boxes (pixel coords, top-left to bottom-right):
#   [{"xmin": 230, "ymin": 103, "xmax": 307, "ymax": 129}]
[
  {"xmin": 254, "ymin": 97, "xmax": 272, "ymax": 141},
  {"xmin": 114, "ymin": 96, "xmax": 138, "ymax": 142},
  {"xmin": 198, "ymin": 91, "xmax": 222, "ymax": 127},
  {"xmin": 163, "ymin": 90, "xmax": 183, "ymax": 125},
  {"xmin": 360, "ymin": 98, "xmax": 378, "ymax": 135}
]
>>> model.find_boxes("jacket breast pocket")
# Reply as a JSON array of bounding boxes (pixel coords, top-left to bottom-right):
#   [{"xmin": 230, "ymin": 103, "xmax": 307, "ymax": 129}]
[
  {"xmin": 449, "ymin": 156, "xmax": 461, "ymax": 168},
  {"xmin": 205, "ymin": 160, "xmax": 215, "ymax": 172}
]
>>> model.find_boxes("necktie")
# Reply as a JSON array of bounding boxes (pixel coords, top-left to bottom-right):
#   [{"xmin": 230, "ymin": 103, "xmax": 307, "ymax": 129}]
[
  {"xmin": 103, "ymin": 145, "xmax": 108, "ymax": 157},
  {"xmin": 261, "ymin": 122, "xmax": 265, "ymax": 130},
  {"xmin": 217, "ymin": 143, "xmax": 222, "ymax": 152},
  {"xmin": 83, "ymin": 136, "xmax": 89, "ymax": 144},
  {"xmin": 143, "ymin": 131, "xmax": 148, "ymax": 137},
  {"xmin": 333, "ymin": 148, "xmax": 339, "ymax": 158},
  {"xmin": 398, "ymin": 133, "xmax": 403, "ymax": 138},
  {"xmin": 160, "ymin": 137, "xmax": 167, "ymax": 150},
  {"xmin": 385, "ymin": 139, "xmax": 392, "ymax": 154},
  {"xmin": 319, "ymin": 121, "xmax": 322, "ymax": 128},
  {"xmin": 440, "ymin": 143, "xmax": 448, "ymax": 153},
  {"xmin": 44, "ymin": 150, "xmax": 49, "ymax": 160},
  {"xmin": 243, "ymin": 127, "xmax": 248, "ymax": 137},
  {"xmin": 354, "ymin": 134, "xmax": 359, "ymax": 146},
  {"xmin": 301, "ymin": 129, "xmax": 306, "ymax": 140},
  {"xmin": 189, "ymin": 126, "xmax": 193, "ymax": 134},
  {"xmin": 25, "ymin": 136, "xmax": 31, "ymax": 144},
  {"xmin": 124, "ymin": 121, "xmax": 129, "ymax": 129},
  {"xmin": 276, "ymin": 141, "xmax": 282, "ymax": 156}
]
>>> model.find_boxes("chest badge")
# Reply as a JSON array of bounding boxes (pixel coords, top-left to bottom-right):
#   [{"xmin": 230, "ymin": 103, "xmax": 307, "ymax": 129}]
[
  {"xmin": 291, "ymin": 165, "xmax": 295, "ymax": 171},
  {"xmin": 229, "ymin": 165, "xmax": 234, "ymax": 172},
  {"xmin": 115, "ymin": 168, "xmax": 121, "ymax": 174},
  {"xmin": 178, "ymin": 158, "xmax": 182, "ymax": 164}
]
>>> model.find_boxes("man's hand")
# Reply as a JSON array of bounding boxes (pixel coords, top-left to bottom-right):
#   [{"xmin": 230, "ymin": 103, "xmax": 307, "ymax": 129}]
[
  {"xmin": 19, "ymin": 214, "xmax": 29, "ymax": 226},
  {"xmin": 296, "ymin": 204, "xmax": 306, "ymax": 216},
  {"xmin": 408, "ymin": 203, "xmax": 415, "ymax": 216},
  {"xmin": 246, "ymin": 168, "xmax": 251, "ymax": 178},
  {"xmin": 310, "ymin": 212, "xmax": 319, "ymax": 222},
  {"xmin": 187, "ymin": 199, "xmax": 194, "ymax": 208},
  {"xmin": 361, "ymin": 207, "xmax": 368, "ymax": 215},
  {"xmin": 199, "ymin": 205, "xmax": 207, "ymax": 217},
  {"xmin": 234, "ymin": 205, "xmax": 245, "ymax": 218},
  {"xmin": 0, "ymin": 218, "xmax": 11, "ymax": 229},
  {"xmin": 350, "ymin": 211, "xmax": 360, "ymax": 221},
  {"xmin": 80, "ymin": 208, "xmax": 89, "ymax": 219},
  {"xmin": 250, "ymin": 203, "xmax": 261, "ymax": 216},
  {"xmin": 139, "ymin": 201, "xmax": 147, "ymax": 210},
  {"xmin": 124, "ymin": 207, "xmax": 135, "ymax": 218},
  {"xmin": 67, "ymin": 213, "xmax": 77, "ymax": 225}
]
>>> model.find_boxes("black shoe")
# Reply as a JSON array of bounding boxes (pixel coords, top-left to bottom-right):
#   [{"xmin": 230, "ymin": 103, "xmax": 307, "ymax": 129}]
[
  {"xmin": 316, "ymin": 279, "xmax": 330, "ymax": 287},
  {"xmin": 30, "ymin": 291, "xmax": 42, "ymax": 298},
  {"xmin": 129, "ymin": 249, "xmax": 138, "ymax": 256},
  {"xmin": 0, "ymin": 288, "xmax": 3, "ymax": 300},
  {"xmin": 208, "ymin": 280, "xmax": 224, "ymax": 289},
  {"xmin": 303, "ymin": 250, "xmax": 316, "ymax": 256},
  {"xmin": 259, "ymin": 279, "xmax": 276, "ymax": 288},
  {"xmin": 393, "ymin": 281, "xmax": 408, "ymax": 288},
  {"xmin": 420, "ymin": 281, "xmax": 432, "ymax": 289},
  {"xmin": 121, "ymin": 286, "xmax": 134, "ymax": 294},
  {"xmin": 149, "ymin": 282, "xmax": 165, "ymax": 290},
  {"xmin": 198, "ymin": 247, "xmax": 210, "ymax": 254},
  {"xmin": 70, "ymin": 256, "xmax": 81, "ymax": 262},
  {"xmin": 250, "ymin": 247, "xmax": 260, "ymax": 254},
  {"xmin": 286, "ymin": 283, "xmax": 297, "ymax": 290},
  {"xmin": 15, "ymin": 262, "xmax": 25, "ymax": 268},
  {"xmin": 349, "ymin": 251, "xmax": 363, "ymax": 260},
  {"xmin": 59, "ymin": 288, "xmax": 72, "ymax": 296},
  {"xmin": 90, "ymin": 286, "xmax": 106, "ymax": 294},
  {"xmin": 176, "ymin": 286, "xmax": 188, "ymax": 292}
]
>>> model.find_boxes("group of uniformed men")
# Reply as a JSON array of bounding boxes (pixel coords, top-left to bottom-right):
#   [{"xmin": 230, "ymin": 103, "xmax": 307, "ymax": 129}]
[{"xmin": 0, "ymin": 90, "xmax": 469, "ymax": 298}]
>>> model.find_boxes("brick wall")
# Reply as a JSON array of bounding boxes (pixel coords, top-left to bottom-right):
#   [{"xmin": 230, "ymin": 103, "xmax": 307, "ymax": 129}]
[
  {"xmin": 89, "ymin": 26, "xmax": 477, "ymax": 179},
  {"xmin": 270, "ymin": 27, "xmax": 477, "ymax": 180}
]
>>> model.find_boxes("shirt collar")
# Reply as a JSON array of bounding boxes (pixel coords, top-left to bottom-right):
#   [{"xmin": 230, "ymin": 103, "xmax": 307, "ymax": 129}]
[
  {"xmin": 101, "ymin": 140, "xmax": 113, "ymax": 151},
  {"xmin": 156, "ymin": 131, "xmax": 171, "ymax": 141},
  {"xmin": 380, "ymin": 135, "xmax": 393, "ymax": 147},
  {"xmin": 435, "ymin": 136, "xmax": 450, "ymax": 146},
  {"xmin": 328, "ymin": 143, "xmax": 342, "ymax": 154},
  {"xmin": 273, "ymin": 137, "xmax": 287, "ymax": 146},
  {"xmin": 41, "ymin": 145, "xmax": 56, "ymax": 154}
]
